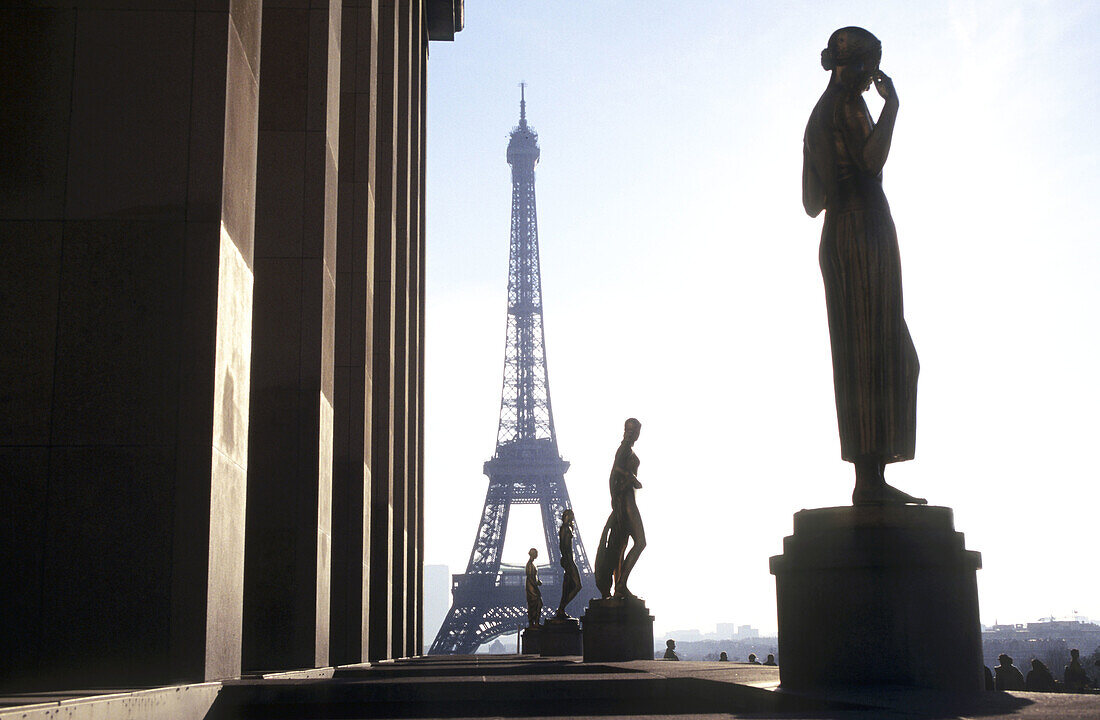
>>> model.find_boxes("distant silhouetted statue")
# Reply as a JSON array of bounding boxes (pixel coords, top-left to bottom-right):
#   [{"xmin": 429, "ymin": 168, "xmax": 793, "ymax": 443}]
[
  {"xmin": 554, "ymin": 509, "xmax": 581, "ymax": 620},
  {"xmin": 1064, "ymin": 648, "xmax": 1092, "ymax": 692},
  {"xmin": 664, "ymin": 639, "xmax": 679, "ymax": 660},
  {"xmin": 994, "ymin": 654, "xmax": 1025, "ymax": 691},
  {"xmin": 719, "ymin": 651, "xmax": 729, "ymax": 662},
  {"xmin": 803, "ymin": 27, "xmax": 926, "ymax": 506},
  {"xmin": 594, "ymin": 418, "xmax": 646, "ymax": 599},
  {"xmin": 1025, "ymin": 658, "xmax": 1057, "ymax": 692},
  {"xmin": 524, "ymin": 547, "xmax": 542, "ymax": 628},
  {"xmin": 763, "ymin": 653, "xmax": 777, "ymax": 666}
]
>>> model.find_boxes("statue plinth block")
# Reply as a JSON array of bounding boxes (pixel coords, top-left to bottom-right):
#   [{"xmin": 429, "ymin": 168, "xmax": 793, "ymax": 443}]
[
  {"xmin": 540, "ymin": 618, "xmax": 582, "ymax": 656},
  {"xmin": 581, "ymin": 596, "xmax": 654, "ymax": 662},
  {"xmin": 521, "ymin": 625, "xmax": 542, "ymax": 654},
  {"xmin": 770, "ymin": 505, "xmax": 983, "ymax": 692}
]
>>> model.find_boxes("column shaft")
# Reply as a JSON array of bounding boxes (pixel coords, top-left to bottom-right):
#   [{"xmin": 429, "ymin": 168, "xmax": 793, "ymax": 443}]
[
  {"xmin": 0, "ymin": 3, "xmax": 261, "ymax": 688},
  {"xmin": 242, "ymin": 1, "xmax": 341, "ymax": 672},
  {"xmin": 368, "ymin": 0, "xmax": 400, "ymax": 662},
  {"xmin": 389, "ymin": 0, "xmax": 415, "ymax": 659},
  {"xmin": 331, "ymin": 0, "xmax": 380, "ymax": 666},
  {"xmin": 406, "ymin": 0, "xmax": 427, "ymax": 658}
]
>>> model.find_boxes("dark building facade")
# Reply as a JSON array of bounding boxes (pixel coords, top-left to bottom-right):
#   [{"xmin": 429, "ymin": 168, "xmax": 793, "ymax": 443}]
[{"xmin": 0, "ymin": 0, "xmax": 461, "ymax": 691}]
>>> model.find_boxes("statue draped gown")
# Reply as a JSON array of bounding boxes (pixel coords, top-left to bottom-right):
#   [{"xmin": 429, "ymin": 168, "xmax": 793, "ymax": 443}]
[{"xmin": 803, "ymin": 83, "xmax": 919, "ymax": 464}]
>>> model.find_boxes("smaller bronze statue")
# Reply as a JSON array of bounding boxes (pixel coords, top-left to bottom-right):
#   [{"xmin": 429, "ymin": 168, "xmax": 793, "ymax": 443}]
[
  {"xmin": 594, "ymin": 418, "xmax": 646, "ymax": 599},
  {"xmin": 524, "ymin": 547, "xmax": 542, "ymax": 628},
  {"xmin": 554, "ymin": 509, "xmax": 581, "ymax": 619}
]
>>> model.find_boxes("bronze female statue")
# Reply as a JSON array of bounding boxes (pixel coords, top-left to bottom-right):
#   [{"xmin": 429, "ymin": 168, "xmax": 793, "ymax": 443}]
[
  {"xmin": 524, "ymin": 547, "xmax": 542, "ymax": 628},
  {"xmin": 594, "ymin": 418, "xmax": 646, "ymax": 598},
  {"xmin": 803, "ymin": 27, "xmax": 926, "ymax": 505},
  {"xmin": 554, "ymin": 509, "xmax": 581, "ymax": 619}
]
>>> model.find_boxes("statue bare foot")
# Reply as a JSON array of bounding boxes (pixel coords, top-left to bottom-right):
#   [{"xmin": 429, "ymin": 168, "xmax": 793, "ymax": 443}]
[
  {"xmin": 613, "ymin": 585, "xmax": 637, "ymax": 600},
  {"xmin": 853, "ymin": 482, "xmax": 927, "ymax": 505}
]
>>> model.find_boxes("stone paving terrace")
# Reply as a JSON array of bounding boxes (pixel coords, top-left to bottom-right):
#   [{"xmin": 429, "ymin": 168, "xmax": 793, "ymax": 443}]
[{"xmin": 3, "ymin": 655, "xmax": 1100, "ymax": 719}]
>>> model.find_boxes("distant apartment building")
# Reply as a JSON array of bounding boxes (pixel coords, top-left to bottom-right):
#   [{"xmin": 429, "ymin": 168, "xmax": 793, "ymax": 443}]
[
  {"xmin": 423, "ymin": 565, "xmax": 451, "ymax": 653},
  {"xmin": 669, "ymin": 624, "xmax": 762, "ymax": 642},
  {"xmin": 668, "ymin": 628, "xmax": 705, "ymax": 642},
  {"xmin": 982, "ymin": 619, "xmax": 1100, "ymax": 672}
]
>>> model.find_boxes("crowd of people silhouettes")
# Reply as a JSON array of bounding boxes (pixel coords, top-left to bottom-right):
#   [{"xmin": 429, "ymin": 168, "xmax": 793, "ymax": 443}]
[
  {"xmin": 989, "ymin": 649, "xmax": 1097, "ymax": 693},
  {"xmin": 661, "ymin": 641, "xmax": 779, "ymax": 666},
  {"xmin": 656, "ymin": 638, "xmax": 1098, "ymax": 694}
]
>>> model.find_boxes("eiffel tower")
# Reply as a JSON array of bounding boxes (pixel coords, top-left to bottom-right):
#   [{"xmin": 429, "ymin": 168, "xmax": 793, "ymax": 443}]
[{"xmin": 429, "ymin": 87, "xmax": 597, "ymax": 654}]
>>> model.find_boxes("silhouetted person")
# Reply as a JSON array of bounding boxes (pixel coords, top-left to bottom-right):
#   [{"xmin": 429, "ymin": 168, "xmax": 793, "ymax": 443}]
[
  {"xmin": 1025, "ymin": 658, "xmax": 1057, "ymax": 692},
  {"xmin": 763, "ymin": 653, "xmax": 777, "ymax": 666},
  {"xmin": 1064, "ymin": 648, "xmax": 1091, "ymax": 692},
  {"xmin": 719, "ymin": 651, "xmax": 729, "ymax": 662},
  {"xmin": 984, "ymin": 666, "xmax": 994, "ymax": 691},
  {"xmin": 994, "ymin": 654, "xmax": 1025, "ymax": 691},
  {"xmin": 664, "ymin": 639, "xmax": 679, "ymax": 661},
  {"xmin": 748, "ymin": 653, "xmax": 761, "ymax": 665}
]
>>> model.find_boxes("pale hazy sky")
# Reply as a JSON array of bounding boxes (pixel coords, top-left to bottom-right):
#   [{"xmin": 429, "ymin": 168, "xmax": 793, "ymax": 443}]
[{"xmin": 423, "ymin": 1, "xmax": 1100, "ymax": 643}]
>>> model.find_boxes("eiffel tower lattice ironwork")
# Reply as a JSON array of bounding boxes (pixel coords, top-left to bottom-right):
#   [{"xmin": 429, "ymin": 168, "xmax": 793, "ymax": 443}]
[{"xmin": 429, "ymin": 87, "xmax": 597, "ymax": 654}]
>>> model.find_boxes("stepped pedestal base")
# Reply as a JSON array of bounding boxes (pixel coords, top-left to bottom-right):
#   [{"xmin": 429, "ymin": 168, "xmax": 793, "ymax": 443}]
[
  {"xmin": 770, "ymin": 505, "xmax": 983, "ymax": 692},
  {"xmin": 582, "ymin": 596, "xmax": 654, "ymax": 662},
  {"xmin": 521, "ymin": 625, "xmax": 541, "ymax": 654},
  {"xmin": 540, "ymin": 618, "xmax": 582, "ymax": 656}
]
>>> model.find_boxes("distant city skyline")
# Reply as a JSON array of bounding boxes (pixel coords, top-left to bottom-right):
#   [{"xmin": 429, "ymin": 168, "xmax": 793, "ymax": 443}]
[
  {"xmin": 424, "ymin": 1, "xmax": 1100, "ymax": 639},
  {"xmin": 423, "ymin": 565, "xmax": 452, "ymax": 652}
]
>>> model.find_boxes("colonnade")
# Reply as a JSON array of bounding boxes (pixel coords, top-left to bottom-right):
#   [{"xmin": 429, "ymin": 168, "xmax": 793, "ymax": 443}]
[{"xmin": 0, "ymin": 0, "xmax": 460, "ymax": 690}]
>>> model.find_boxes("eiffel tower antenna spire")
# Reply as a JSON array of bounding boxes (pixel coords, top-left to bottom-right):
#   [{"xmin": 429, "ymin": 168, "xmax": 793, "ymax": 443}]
[
  {"xmin": 429, "ymin": 92, "xmax": 596, "ymax": 655},
  {"xmin": 519, "ymin": 81, "xmax": 527, "ymax": 127}
]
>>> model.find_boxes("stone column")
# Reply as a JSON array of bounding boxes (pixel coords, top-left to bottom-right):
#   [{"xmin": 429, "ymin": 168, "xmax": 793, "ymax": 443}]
[
  {"xmin": 0, "ymin": 2, "xmax": 261, "ymax": 689},
  {"xmin": 388, "ymin": 0, "xmax": 415, "ymax": 660},
  {"xmin": 368, "ymin": 0, "xmax": 399, "ymax": 662},
  {"xmin": 242, "ymin": 0, "xmax": 341, "ymax": 672},
  {"xmin": 331, "ymin": 0, "xmax": 380, "ymax": 667},
  {"xmin": 406, "ymin": 2, "xmax": 428, "ymax": 657}
]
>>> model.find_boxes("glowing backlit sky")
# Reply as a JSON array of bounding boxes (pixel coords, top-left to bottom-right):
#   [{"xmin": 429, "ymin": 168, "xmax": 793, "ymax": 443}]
[{"xmin": 423, "ymin": 1, "xmax": 1100, "ymax": 641}]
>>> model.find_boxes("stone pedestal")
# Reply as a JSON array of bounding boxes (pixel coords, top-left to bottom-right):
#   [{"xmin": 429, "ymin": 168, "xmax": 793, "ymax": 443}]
[
  {"xmin": 770, "ymin": 505, "xmax": 983, "ymax": 692},
  {"xmin": 582, "ymin": 597, "xmax": 654, "ymax": 662},
  {"xmin": 521, "ymin": 625, "xmax": 542, "ymax": 654},
  {"xmin": 541, "ymin": 618, "xmax": 583, "ymax": 656}
]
